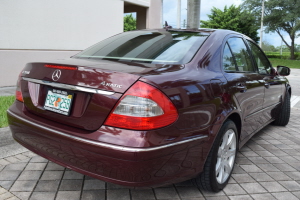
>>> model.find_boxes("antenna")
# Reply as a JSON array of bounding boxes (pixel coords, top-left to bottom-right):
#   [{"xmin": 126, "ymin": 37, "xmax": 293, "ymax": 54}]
[{"xmin": 164, "ymin": 21, "xmax": 173, "ymax": 30}]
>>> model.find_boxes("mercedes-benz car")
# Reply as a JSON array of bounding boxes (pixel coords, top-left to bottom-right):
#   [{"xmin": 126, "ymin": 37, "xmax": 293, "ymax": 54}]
[{"xmin": 7, "ymin": 28, "xmax": 291, "ymax": 191}]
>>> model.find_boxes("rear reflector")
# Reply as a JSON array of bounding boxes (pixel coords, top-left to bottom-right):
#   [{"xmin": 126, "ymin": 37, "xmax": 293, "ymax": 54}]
[
  {"xmin": 28, "ymin": 82, "xmax": 40, "ymax": 106},
  {"xmin": 16, "ymin": 72, "xmax": 24, "ymax": 102},
  {"xmin": 45, "ymin": 64, "xmax": 77, "ymax": 70},
  {"xmin": 16, "ymin": 91, "xmax": 23, "ymax": 102},
  {"xmin": 104, "ymin": 81, "xmax": 178, "ymax": 130}
]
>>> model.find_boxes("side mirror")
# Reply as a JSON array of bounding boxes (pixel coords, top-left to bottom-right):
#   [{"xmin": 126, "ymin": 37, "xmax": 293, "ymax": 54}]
[{"xmin": 277, "ymin": 66, "xmax": 290, "ymax": 76}]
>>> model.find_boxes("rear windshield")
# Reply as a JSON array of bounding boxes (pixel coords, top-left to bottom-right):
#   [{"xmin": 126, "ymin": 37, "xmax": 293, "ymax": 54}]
[{"xmin": 74, "ymin": 31, "xmax": 209, "ymax": 64}]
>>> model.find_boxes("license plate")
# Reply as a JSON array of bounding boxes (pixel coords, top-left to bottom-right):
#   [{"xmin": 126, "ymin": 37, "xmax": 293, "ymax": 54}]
[{"xmin": 44, "ymin": 88, "xmax": 74, "ymax": 116}]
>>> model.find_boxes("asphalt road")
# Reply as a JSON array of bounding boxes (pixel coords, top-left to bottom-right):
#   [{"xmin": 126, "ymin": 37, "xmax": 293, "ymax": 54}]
[{"xmin": 287, "ymin": 68, "xmax": 300, "ymax": 96}]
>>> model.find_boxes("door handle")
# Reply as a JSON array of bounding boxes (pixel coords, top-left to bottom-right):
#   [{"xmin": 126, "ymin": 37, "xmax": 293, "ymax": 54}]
[
  {"xmin": 258, "ymin": 79, "xmax": 270, "ymax": 88},
  {"xmin": 236, "ymin": 83, "xmax": 247, "ymax": 93},
  {"xmin": 264, "ymin": 83, "xmax": 270, "ymax": 88}
]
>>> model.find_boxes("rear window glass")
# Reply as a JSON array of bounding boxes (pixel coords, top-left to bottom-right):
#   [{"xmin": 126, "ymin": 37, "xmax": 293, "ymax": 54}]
[
  {"xmin": 223, "ymin": 43, "xmax": 236, "ymax": 71},
  {"xmin": 74, "ymin": 31, "xmax": 209, "ymax": 64}
]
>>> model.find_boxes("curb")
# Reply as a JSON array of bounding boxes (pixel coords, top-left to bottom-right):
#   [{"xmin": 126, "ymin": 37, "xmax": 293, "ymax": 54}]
[{"xmin": 0, "ymin": 87, "xmax": 16, "ymax": 97}]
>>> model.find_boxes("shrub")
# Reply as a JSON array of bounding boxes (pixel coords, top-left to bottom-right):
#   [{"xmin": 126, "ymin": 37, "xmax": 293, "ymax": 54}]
[{"xmin": 264, "ymin": 52, "xmax": 300, "ymax": 60}]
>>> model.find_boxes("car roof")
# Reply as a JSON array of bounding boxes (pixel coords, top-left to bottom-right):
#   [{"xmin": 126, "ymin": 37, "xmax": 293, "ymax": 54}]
[
  {"xmin": 137, "ymin": 28, "xmax": 246, "ymax": 38},
  {"xmin": 143, "ymin": 27, "xmax": 236, "ymax": 32}
]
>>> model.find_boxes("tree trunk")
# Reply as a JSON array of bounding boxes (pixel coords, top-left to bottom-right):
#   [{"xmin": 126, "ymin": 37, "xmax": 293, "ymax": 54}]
[
  {"xmin": 187, "ymin": 0, "xmax": 201, "ymax": 29},
  {"xmin": 276, "ymin": 29, "xmax": 296, "ymax": 60},
  {"xmin": 290, "ymin": 36, "xmax": 295, "ymax": 60}
]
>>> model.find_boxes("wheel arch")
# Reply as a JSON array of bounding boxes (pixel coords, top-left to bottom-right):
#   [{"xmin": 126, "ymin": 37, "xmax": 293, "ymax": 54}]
[
  {"xmin": 225, "ymin": 112, "xmax": 242, "ymax": 148},
  {"xmin": 287, "ymin": 85, "xmax": 291, "ymax": 97}
]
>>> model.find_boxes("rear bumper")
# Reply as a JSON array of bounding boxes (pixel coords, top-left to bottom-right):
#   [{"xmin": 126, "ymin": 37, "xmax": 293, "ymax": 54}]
[{"xmin": 7, "ymin": 101, "xmax": 209, "ymax": 187}]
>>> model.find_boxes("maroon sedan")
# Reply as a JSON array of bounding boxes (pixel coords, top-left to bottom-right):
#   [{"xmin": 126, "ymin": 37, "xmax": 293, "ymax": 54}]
[{"xmin": 7, "ymin": 29, "xmax": 291, "ymax": 191}]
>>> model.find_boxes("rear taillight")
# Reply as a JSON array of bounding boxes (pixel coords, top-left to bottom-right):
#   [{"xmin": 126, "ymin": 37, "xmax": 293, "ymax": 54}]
[
  {"xmin": 104, "ymin": 81, "xmax": 178, "ymax": 130},
  {"xmin": 16, "ymin": 73, "xmax": 23, "ymax": 102}
]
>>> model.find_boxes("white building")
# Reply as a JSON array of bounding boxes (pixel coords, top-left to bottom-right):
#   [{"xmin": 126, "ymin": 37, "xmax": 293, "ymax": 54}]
[{"xmin": 0, "ymin": 0, "xmax": 163, "ymax": 87}]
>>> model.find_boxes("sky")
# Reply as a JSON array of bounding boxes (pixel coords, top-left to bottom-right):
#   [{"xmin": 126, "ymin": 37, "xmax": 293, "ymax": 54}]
[{"xmin": 162, "ymin": 0, "xmax": 299, "ymax": 47}]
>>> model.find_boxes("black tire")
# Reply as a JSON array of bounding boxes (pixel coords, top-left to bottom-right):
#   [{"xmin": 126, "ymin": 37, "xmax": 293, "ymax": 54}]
[
  {"xmin": 272, "ymin": 92, "xmax": 290, "ymax": 126},
  {"xmin": 194, "ymin": 120, "xmax": 238, "ymax": 192}
]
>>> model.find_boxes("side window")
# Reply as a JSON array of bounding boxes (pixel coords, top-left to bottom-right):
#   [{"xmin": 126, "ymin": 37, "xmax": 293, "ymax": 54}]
[
  {"xmin": 247, "ymin": 40, "xmax": 272, "ymax": 74},
  {"xmin": 223, "ymin": 43, "xmax": 236, "ymax": 71},
  {"xmin": 227, "ymin": 37, "xmax": 255, "ymax": 72}
]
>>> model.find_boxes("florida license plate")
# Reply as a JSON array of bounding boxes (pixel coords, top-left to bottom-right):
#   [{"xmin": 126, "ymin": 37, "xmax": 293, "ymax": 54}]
[{"xmin": 44, "ymin": 88, "xmax": 74, "ymax": 116}]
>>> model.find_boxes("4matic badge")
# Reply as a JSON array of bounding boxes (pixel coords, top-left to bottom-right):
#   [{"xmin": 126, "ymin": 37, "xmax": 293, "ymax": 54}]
[
  {"xmin": 22, "ymin": 71, "xmax": 30, "ymax": 75},
  {"xmin": 100, "ymin": 81, "xmax": 122, "ymax": 89}
]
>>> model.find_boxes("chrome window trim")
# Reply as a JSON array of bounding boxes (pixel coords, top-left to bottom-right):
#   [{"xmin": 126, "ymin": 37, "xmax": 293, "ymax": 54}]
[
  {"xmin": 22, "ymin": 77, "xmax": 115, "ymax": 95},
  {"xmin": 7, "ymin": 110, "xmax": 208, "ymax": 153}
]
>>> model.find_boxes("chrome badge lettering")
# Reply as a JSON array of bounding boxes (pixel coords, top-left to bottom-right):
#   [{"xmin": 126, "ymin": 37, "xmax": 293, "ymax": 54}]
[
  {"xmin": 22, "ymin": 71, "xmax": 30, "ymax": 75},
  {"xmin": 101, "ymin": 81, "xmax": 122, "ymax": 89},
  {"xmin": 52, "ymin": 69, "xmax": 61, "ymax": 81}
]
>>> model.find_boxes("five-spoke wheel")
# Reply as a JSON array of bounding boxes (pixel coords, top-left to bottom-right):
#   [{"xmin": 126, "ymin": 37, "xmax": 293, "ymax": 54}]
[
  {"xmin": 195, "ymin": 120, "xmax": 238, "ymax": 192},
  {"xmin": 216, "ymin": 129, "xmax": 236, "ymax": 184}
]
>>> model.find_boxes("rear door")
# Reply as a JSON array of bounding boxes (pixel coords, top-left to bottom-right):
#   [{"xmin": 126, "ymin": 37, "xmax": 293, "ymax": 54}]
[
  {"xmin": 246, "ymin": 40, "xmax": 283, "ymax": 118},
  {"xmin": 222, "ymin": 37, "xmax": 265, "ymax": 140}
]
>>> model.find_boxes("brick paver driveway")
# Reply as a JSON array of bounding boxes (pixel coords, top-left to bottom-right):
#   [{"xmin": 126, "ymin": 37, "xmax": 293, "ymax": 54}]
[{"xmin": 1, "ymin": 107, "xmax": 300, "ymax": 200}]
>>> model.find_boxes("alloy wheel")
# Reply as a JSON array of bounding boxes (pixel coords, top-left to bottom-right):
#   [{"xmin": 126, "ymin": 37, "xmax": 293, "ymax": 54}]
[{"xmin": 215, "ymin": 129, "xmax": 236, "ymax": 184}]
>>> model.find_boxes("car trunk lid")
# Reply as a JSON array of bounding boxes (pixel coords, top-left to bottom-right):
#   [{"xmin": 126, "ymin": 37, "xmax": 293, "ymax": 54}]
[{"xmin": 20, "ymin": 60, "xmax": 141, "ymax": 131}]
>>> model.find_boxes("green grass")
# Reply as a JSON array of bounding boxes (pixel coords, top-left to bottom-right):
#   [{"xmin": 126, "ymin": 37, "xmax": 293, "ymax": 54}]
[
  {"xmin": 265, "ymin": 51, "xmax": 300, "ymax": 60},
  {"xmin": 0, "ymin": 96, "xmax": 15, "ymax": 128},
  {"xmin": 269, "ymin": 58, "xmax": 300, "ymax": 69}
]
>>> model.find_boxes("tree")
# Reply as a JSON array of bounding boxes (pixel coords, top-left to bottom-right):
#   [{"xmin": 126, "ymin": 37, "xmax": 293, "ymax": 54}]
[
  {"xmin": 242, "ymin": 0, "xmax": 300, "ymax": 60},
  {"xmin": 276, "ymin": 45, "xmax": 291, "ymax": 52},
  {"xmin": 124, "ymin": 14, "xmax": 136, "ymax": 32},
  {"xmin": 201, "ymin": 5, "xmax": 259, "ymax": 42},
  {"xmin": 296, "ymin": 44, "xmax": 300, "ymax": 52},
  {"xmin": 261, "ymin": 41, "xmax": 277, "ymax": 52}
]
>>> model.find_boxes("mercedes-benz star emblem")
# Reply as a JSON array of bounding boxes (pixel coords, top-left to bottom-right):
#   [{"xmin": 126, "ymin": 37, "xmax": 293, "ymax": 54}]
[{"xmin": 52, "ymin": 69, "xmax": 61, "ymax": 81}]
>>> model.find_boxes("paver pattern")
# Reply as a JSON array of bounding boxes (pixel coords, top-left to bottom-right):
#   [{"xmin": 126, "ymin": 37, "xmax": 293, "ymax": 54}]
[{"xmin": 1, "ymin": 108, "xmax": 300, "ymax": 200}]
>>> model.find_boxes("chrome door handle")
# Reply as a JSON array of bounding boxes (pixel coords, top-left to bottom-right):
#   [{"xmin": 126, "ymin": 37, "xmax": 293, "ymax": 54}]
[
  {"xmin": 264, "ymin": 83, "xmax": 270, "ymax": 88},
  {"xmin": 236, "ymin": 83, "xmax": 247, "ymax": 93},
  {"xmin": 236, "ymin": 85, "xmax": 246, "ymax": 89}
]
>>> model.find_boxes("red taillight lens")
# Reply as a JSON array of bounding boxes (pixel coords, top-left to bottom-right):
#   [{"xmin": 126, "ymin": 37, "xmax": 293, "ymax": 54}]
[
  {"xmin": 16, "ymin": 73, "xmax": 24, "ymax": 102},
  {"xmin": 16, "ymin": 91, "xmax": 23, "ymax": 102},
  {"xmin": 104, "ymin": 81, "xmax": 178, "ymax": 130},
  {"xmin": 45, "ymin": 64, "xmax": 77, "ymax": 70}
]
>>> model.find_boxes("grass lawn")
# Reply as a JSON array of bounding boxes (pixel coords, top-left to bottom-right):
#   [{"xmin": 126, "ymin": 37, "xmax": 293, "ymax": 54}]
[
  {"xmin": 0, "ymin": 96, "xmax": 15, "ymax": 128},
  {"xmin": 265, "ymin": 52, "xmax": 300, "ymax": 60},
  {"xmin": 269, "ymin": 58, "xmax": 300, "ymax": 69}
]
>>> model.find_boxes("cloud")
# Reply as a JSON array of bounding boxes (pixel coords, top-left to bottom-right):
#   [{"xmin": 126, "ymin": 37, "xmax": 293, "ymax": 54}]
[
  {"xmin": 163, "ymin": 0, "xmax": 243, "ymax": 28},
  {"xmin": 200, "ymin": 0, "xmax": 243, "ymax": 21},
  {"xmin": 263, "ymin": 32, "xmax": 284, "ymax": 47},
  {"xmin": 163, "ymin": 0, "xmax": 180, "ymax": 27},
  {"xmin": 262, "ymin": 30, "xmax": 300, "ymax": 47},
  {"xmin": 163, "ymin": 0, "xmax": 299, "ymax": 47}
]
